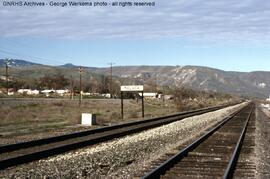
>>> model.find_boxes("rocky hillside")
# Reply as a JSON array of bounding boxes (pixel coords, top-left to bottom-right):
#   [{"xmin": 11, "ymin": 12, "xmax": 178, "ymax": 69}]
[
  {"xmin": 88, "ymin": 65, "xmax": 270, "ymax": 98},
  {"xmin": 0, "ymin": 59, "xmax": 41, "ymax": 67}
]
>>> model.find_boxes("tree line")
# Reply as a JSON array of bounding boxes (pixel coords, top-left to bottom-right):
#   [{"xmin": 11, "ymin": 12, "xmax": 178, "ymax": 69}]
[{"xmin": 0, "ymin": 73, "xmax": 121, "ymax": 95}]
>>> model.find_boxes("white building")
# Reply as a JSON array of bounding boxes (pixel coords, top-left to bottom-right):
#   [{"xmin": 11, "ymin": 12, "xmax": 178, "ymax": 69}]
[
  {"xmin": 8, "ymin": 91, "xmax": 14, "ymax": 96},
  {"xmin": 31, "ymin": 90, "xmax": 40, "ymax": 95},
  {"xmin": 41, "ymin": 89, "xmax": 56, "ymax": 97},
  {"xmin": 18, "ymin": 89, "xmax": 39, "ymax": 95},
  {"xmin": 40, "ymin": 89, "xmax": 69, "ymax": 97},
  {"xmin": 164, "ymin": 95, "xmax": 174, "ymax": 100},
  {"xmin": 101, "ymin": 93, "xmax": 111, "ymax": 98},
  {"xmin": 139, "ymin": 92, "xmax": 158, "ymax": 99},
  {"xmin": 259, "ymin": 83, "xmax": 266, "ymax": 88},
  {"xmin": 266, "ymin": 95, "xmax": 270, "ymax": 102},
  {"xmin": 56, "ymin": 89, "xmax": 69, "ymax": 96},
  {"xmin": 261, "ymin": 103, "xmax": 270, "ymax": 110},
  {"xmin": 18, "ymin": 89, "xmax": 30, "ymax": 94}
]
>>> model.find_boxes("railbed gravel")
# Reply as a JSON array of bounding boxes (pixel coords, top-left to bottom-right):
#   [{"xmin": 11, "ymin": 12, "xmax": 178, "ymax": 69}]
[
  {"xmin": 0, "ymin": 103, "xmax": 246, "ymax": 178},
  {"xmin": 255, "ymin": 107, "xmax": 270, "ymax": 178}
]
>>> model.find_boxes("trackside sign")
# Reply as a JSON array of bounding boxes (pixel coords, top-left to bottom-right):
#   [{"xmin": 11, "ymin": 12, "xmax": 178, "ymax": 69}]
[{"xmin": 120, "ymin": 85, "xmax": 144, "ymax": 91}]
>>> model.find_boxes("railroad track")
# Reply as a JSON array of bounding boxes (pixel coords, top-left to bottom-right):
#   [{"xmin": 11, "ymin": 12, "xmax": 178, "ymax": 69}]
[
  {"xmin": 0, "ymin": 104, "xmax": 234, "ymax": 170},
  {"xmin": 142, "ymin": 103, "xmax": 255, "ymax": 179}
]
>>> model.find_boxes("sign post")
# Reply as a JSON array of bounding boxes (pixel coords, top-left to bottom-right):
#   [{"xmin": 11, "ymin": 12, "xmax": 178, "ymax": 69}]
[
  {"xmin": 121, "ymin": 91, "xmax": 124, "ymax": 119},
  {"xmin": 120, "ymin": 85, "xmax": 144, "ymax": 119},
  {"xmin": 142, "ymin": 91, "xmax": 144, "ymax": 118}
]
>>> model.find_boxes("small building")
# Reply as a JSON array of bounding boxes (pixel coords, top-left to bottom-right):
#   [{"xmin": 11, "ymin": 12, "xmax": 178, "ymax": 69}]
[
  {"xmin": 0, "ymin": 88, "xmax": 15, "ymax": 95},
  {"xmin": 56, "ymin": 89, "xmax": 69, "ymax": 96},
  {"xmin": 18, "ymin": 89, "xmax": 31, "ymax": 94},
  {"xmin": 82, "ymin": 92, "xmax": 91, "ymax": 96},
  {"xmin": 101, "ymin": 93, "xmax": 111, "ymax": 98},
  {"xmin": 259, "ymin": 83, "xmax": 266, "ymax": 88},
  {"xmin": 139, "ymin": 92, "xmax": 159, "ymax": 99},
  {"xmin": 41, "ymin": 89, "xmax": 56, "ymax": 97},
  {"xmin": 164, "ymin": 95, "xmax": 174, "ymax": 100},
  {"xmin": 8, "ymin": 91, "xmax": 14, "ymax": 96},
  {"xmin": 18, "ymin": 89, "xmax": 39, "ymax": 95},
  {"xmin": 31, "ymin": 90, "xmax": 40, "ymax": 95},
  {"xmin": 266, "ymin": 95, "xmax": 270, "ymax": 102},
  {"xmin": 89, "ymin": 93, "xmax": 100, "ymax": 96},
  {"xmin": 261, "ymin": 103, "xmax": 270, "ymax": 110}
]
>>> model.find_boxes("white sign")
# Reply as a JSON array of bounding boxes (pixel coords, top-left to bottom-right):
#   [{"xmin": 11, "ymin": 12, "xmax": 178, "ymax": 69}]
[
  {"xmin": 121, "ymin": 85, "xmax": 144, "ymax": 91},
  {"xmin": 81, "ymin": 113, "xmax": 96, "ymax": 126}
]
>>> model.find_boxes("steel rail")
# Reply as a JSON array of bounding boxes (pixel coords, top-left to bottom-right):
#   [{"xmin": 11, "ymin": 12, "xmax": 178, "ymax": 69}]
[
  {"xmin": 222, "ymin": 104, "xmax": 254, "ymax": 179},
  {"xmin": 142, "ymin": 103, "xmax": 251, "ymax": 179}
]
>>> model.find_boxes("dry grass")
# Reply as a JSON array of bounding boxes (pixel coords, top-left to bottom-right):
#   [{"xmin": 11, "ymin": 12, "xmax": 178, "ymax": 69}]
[
  {"xmin": 0, "ymin": 96, "xmax": 235, "ymax": 139},
  {"xmin": 0, "ymin": 99, "xmax": 177, "ymax": 137}
]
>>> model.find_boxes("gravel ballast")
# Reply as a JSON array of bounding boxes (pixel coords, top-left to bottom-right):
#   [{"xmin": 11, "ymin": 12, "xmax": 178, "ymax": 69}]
[
  {"xmin": 0, "ymin": 103, "xmax": 246, "ymax": 178},
  {"xmin": 255, "ymin": 107, "xmax": 270, "ymax": 178}
]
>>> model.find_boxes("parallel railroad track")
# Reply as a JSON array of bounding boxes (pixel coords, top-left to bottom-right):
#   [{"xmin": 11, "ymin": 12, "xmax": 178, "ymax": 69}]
[
  {"xmin": 0, "ymin": 104, "xmax": 234, "ymax": 170},
  {"xmin": 142, "ymin": 103, "xmax": 255, "ymax": 179}
]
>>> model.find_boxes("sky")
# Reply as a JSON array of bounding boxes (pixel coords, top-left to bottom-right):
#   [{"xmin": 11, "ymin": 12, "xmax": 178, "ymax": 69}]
[{"xmin": 1, "ymin": 0, "xmax": 270, "ymax": 72}]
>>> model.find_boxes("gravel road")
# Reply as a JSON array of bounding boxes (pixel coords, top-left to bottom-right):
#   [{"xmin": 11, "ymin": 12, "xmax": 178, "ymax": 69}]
[{"xmin": 0, "ymin": 103, "xmax": 246, "ymax": 178}]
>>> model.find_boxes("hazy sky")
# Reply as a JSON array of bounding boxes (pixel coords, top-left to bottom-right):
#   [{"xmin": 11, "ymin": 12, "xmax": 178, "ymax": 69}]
[{"xmin": 1, "ymin": 0, "xmax": 270, "ymax": 71}]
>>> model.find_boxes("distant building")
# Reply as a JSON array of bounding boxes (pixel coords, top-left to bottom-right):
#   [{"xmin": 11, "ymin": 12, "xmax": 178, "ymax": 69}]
[
  {"xmin": 266, "ymin": 95, "xmax": 270, "ymax": 102},
  {"xmin": 8, "ymin": 91, "xmax": 14, "ymax": 96},
  {"xmin": 0, "ymin": 88, "xmax": 14, "ymax": 95},
  {"xmin": 0, "ymin": 76, "xmax": 6, "ymax": 80},
  {"xmin": 89, "ymin": 93, "xmax": 100, "ymax": 96},
  {"xmin": 40, "ymin": 89, "xmax": 69, "ymax": 97},
  {"xmin": 18, "ymin": 89, "xmax": 39, "ymax": 95},
  {"xmin": 31, "ymin": 90, "xmax": 40, "ymax": 95},
  {"xmin": 259, "ymin": 83, "xmax": 266, "ymax": 88},
  {"xmin": 261, "ymin": 103, "xmax": 270, "ymax": 110},
  {"xmin": 139, "ymin": 92, "xmax": 161, "ymax": 99},
  {"xmin": 41, "ymin": 89, "xmax": 56, "ymax": 97},
  {"xmin": 56, "ymin": 89, "xmax": 69, "ymax": 96},
  {"xmin": 164, "ymin": 95, "xmax": 174, "ymax": 100},
  {"xmin": 101, "ymin": 93, "xmax": 111, "ymax": 98}
]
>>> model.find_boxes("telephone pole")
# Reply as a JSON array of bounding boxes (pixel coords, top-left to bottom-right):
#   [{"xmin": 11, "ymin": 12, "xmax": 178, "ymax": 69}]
[
  {"xmin": 70, "ymin": 75, "xmax": 74, "ymax": 100},
  {"xmin": 155, "ymin": 74, "xmax": 158, "ymax": 92},
  {"xmin": 5, "ymin": 62, "xmax": 9, "ymax": 95},
  {"xmin": 79, "ymin": 67, "xmax": 83, "ymax": 106},
  {"xmin": 108, "ymin": 62, "xmax": 115, "ymax": 98}
]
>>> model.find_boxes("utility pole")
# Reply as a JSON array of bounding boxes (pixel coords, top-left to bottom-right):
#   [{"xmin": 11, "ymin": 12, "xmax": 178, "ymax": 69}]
[
  {"xmin": 5, "ymin": 62, "xmax": 9, "ymax": 95},
  {"xmin": 108, "ymin": 62, "xmax": 115, "ymax": 98},
  {"xmin": 155, "ymin": 74, "xmax": 158, "ymax": 92},
  {"xmin": 79, "ymin": 67, "xmax": 83, "ymax": 106},
  {"xmin": 70, "ymin": 75, "xmax": 74, "ymax": 100}
]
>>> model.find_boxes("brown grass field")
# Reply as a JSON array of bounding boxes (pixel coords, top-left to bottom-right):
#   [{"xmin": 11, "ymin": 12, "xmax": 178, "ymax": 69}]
[{"xmin": 0, "ymin": 97, "xmax": 235, "ymax": 144}]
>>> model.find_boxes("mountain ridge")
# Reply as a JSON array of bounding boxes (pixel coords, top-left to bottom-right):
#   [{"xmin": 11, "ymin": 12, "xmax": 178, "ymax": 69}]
[{"xmin": 0, "ymin": 59, "xmax": 269, "ymax": 98}]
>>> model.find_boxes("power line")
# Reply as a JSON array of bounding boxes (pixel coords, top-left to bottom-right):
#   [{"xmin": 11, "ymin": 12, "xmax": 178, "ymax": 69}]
[
  {"xmin": 0, "ymin": 47, "xmax": 67, "ymax": 65},
  {"xmin": 70, "ymin": 75, "xmax": 74, "ymax": 100},
  {"xmin": 108, "ymin": 62, "xmax": 115, "ymax": 98},
  {"xmin": 1, "ymin": 38, "xmax": 33, "ymax": 50},
  {"xmin": 5, "ymin": 60, "xmax": 9, "ymax": 94},
  {"xmin": 0, "ymin": 38, "xmax": 69, "ymax": 65},
  {"xmin": 79, "ymin": 66, "xmax": 83, "ymax": 106}
]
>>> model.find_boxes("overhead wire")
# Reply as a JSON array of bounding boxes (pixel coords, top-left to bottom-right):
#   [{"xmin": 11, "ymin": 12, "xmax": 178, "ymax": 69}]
[
  {"xmin": 0, "ymin": 39, "xmax": 68, "ymax": 65},
  {"xmin": 0, "ymin": 48, "xmax": 66, "ymax": 65}
]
